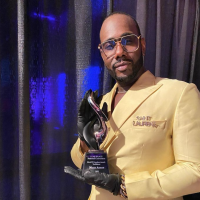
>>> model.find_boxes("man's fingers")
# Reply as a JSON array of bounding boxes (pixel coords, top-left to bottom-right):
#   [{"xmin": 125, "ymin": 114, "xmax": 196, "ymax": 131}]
[
  {"xmin": 84, "ymin": 89, "xmax": 92, "ymax": 99},
  {"xmin": 78, "ymin": 89, "xmax": 92, "ymax": 115},
  {"xmin": 64, "ymin": 166, "xmax": 85, "ymax": 182},
  {"xmin": 96, "ymin": 95, "xmax": 103, "ymax": 104},
  {"xmin": 78, "ymin": 98, "xmax": 86, "ymax": 114},
  {"xmin": 93, "ymin": 90, "xmax": 98, "ymax": 100}
]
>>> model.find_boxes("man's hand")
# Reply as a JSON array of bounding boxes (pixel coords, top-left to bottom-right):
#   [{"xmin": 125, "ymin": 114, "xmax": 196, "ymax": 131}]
[
  {"xmin": 77, "ymin": 90, "xmax": 108, "ymax": 151},
  {"xmin": 77, "ymin": 89, "xmax": 98, "ymax": 141},
  {"xmin": 64, "ymin": 166, "xmax": 121, "ymax": 196}
]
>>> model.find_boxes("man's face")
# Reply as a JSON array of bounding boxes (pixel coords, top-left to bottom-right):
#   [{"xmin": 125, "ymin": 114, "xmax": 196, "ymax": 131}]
[{"xmin": 99, "ymin": 14, "xmax": 145, "ymax": 85}]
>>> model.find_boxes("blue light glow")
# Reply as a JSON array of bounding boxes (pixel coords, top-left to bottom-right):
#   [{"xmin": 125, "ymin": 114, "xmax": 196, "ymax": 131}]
[
  {"xmin": 57, "ymin": 73, "xmax": 66, "ymax": 127},
  {"xmin": 30, "ymin": 73, "xmax": 67, "ymax": 155},
  {"xmin": 33, "ymin": 12, "xmax": 56, "ymax": 21},
  {"xmin": 30, "ymin": 74, "xmax": 67, "ymax": 125},
  {"xmin": 43, "ymin": 77, "xmax": 53, "ymax": 121},
  {"xmin": 30, "ymin": 77, "xmax": 42, "ymax": 120}
]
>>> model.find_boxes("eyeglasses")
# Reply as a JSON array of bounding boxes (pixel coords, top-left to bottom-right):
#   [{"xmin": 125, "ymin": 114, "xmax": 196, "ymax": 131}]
[{"xmin": 98, "ymin": 34, "xmax": 141, "ymax": 58}]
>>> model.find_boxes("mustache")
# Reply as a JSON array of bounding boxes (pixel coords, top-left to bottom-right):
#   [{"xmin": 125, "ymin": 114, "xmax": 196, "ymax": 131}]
[{"xmin": 112, "ymin": 59, "xmax": 133, "ymax": 69}]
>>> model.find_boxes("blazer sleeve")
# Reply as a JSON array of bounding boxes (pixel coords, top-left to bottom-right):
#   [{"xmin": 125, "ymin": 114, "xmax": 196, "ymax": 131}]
[
  {"xmin": 125, "ymin": 83, "xmax": 200, "ymax": 199},
  {"xmin": 71, "ymin": 138, "xmax": 85, "ymax": 169}
]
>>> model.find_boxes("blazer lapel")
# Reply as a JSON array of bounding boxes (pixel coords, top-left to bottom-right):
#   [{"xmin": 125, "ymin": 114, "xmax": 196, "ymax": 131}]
[
  {"xmin": 111, "ymin": 71, "xmax": 163, "ymax": 129},
  {"xmin": 100, "ymin": 71, "xmax": 163, "ymax": 151}
]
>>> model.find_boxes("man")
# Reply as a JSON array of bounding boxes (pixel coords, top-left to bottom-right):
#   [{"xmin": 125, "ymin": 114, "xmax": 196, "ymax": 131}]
[{"xmin": 66, "ymin": 12, "xmax": 200, "ymax": 199}]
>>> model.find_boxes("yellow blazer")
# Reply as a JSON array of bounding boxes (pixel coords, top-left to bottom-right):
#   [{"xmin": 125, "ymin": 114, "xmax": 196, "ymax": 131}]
[{"xmin": 71, "ymin": 71, "xmax": 200, "ymax": 200}]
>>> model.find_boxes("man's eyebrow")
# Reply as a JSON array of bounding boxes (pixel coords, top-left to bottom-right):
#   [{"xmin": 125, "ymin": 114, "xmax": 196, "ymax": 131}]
[
  {"xmin": 121, "ymin": 32, "xmax": 133, "ymax": 37},
  {"xmin": 104, "ymin": 32, "xmax": 133, "ymax": 42}
]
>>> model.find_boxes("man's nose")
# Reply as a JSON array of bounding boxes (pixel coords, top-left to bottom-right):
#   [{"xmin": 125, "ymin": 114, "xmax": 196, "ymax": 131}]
[{"xmin": 113, "ymin": 42, "xmax": 125, "ymax": 59}]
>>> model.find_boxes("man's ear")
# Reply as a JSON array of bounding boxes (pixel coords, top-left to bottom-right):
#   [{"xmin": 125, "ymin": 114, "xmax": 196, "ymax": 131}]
[{"xmin": 141, "ymin": 38, "xmax": 146, "ymax": 56}]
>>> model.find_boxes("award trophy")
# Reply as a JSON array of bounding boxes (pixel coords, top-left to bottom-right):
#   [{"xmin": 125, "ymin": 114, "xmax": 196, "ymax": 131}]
[{"xmin": 81, "ymin": 92, "xmax": 109, "ymax": 175}]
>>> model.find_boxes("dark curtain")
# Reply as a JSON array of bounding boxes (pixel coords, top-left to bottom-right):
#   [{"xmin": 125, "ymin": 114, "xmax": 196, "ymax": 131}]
[{"xmin": 0, "ymin": 0, "xmax": 199, "ymax": 199}]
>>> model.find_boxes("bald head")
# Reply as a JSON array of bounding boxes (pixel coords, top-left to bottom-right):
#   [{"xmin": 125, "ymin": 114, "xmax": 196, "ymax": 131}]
[{"xmin": 100, "ymin": 13, "xmax": 141, "ymax": 43}]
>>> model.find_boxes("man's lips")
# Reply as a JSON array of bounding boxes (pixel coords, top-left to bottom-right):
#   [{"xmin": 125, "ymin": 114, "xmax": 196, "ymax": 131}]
[{"xmin": 113, "ymin": 61, "xmax": 131, "ymax": 72}]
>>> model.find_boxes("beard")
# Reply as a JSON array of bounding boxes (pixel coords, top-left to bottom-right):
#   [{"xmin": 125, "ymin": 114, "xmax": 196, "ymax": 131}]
[{"xmin": 108, "ymin": 53, "xmax": 144, "ymax": 84}]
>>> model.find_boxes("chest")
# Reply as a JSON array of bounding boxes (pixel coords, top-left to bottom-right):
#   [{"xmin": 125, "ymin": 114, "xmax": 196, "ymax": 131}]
[{"xmin": 105, "ymin": 92, "xmax": 177, "ymax": 173}]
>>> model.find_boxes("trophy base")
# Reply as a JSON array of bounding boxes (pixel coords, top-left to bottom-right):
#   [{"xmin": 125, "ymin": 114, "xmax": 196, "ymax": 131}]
[{"xmin": 82, "ymin": 150, "xmax": 109, "ymax": 175}]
